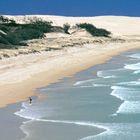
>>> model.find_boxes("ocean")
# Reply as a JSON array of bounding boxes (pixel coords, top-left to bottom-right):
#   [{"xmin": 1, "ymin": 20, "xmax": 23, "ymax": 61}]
[{"xmin": 15, "ymin": 49, "xmax": 140, "ymax": 140}]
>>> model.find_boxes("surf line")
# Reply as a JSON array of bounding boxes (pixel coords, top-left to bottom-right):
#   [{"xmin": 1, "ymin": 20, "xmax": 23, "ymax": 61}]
[{"xmin": 36, "ymin": 119, "xmax": 110, "ymax": 140}]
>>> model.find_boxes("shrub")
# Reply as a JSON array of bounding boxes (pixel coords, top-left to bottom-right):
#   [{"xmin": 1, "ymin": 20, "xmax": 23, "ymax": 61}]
[
  {"xmin": 0, "ymin": 19, "xmax": 52, "ymax": 47},
  {"xmin": 0, "ymin": 16, "xmax": 9, "ymax": 23},
  {"xmin": 76, "ymin": 23, "xmax": 111, "ymax": 37},
  {"xmin": 4, "ymin": 26, "xmax": 44, "ymax": 45},
  {"xmin": 0, "ymin": 17, "xmax": 69, "ymax": 48},
  {"xmin": 0, "ymin": 16, "xmax": 16, "ymax": 24},
  {"xmin": 0, "ymin": 36, "xmax": 10, "ymax": 45},
  {"xmin": 63, "ymin": 24, "xmax": 70, "ymax": 34},
  {"xmin": 29, "ymin": 20, "xmax": 53, "ymax": 33}
]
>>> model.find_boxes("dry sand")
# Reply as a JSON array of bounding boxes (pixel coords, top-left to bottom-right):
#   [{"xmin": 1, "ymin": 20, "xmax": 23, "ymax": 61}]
[{"xmin": 0, "ymin": 15, "xmax": 140, "ymax": 107}]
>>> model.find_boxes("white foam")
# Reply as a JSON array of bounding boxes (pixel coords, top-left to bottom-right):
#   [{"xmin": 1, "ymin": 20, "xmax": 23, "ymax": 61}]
[
  {"xmin": 81, "ymin": 123, "xmax": 140, "ymax": 140},
  {"xmin": 111, "ymin": 85, "xmax": 140, "ymax": 115},
  {"xmin": 20, "ymin": 120, "xmax": 32, "ymax": 140},
  {"xmin": 15, "ymin": 102, "xmax": 53, "ymax": 120},
  {"xmin": 36, "ymin": 119, "xmax": 105, "ymax": 129},
  {"xmin": 93, "ymin": 84, "xmax": 110, "ymax": 87},
  {"xmin": 36, "ymin": 118, "xmax": 110, "ymax": 140},
  {"xmin": 117, "ymin": 101, "xmax": 140, "ymax": 114},
  {"xmin": 79, "ymin": 83, "xmax": 110, "ymax": 88},
  {"xmin": 117, "ymin": 81, "xmax": 140, "ymax": 86},
  {"xmin": 128, "ymin": 53, "xmax": 140, "ymax": 59},
  {"xmin": 124, "ymin": 62, "xmax": 140, "ymax": 70},
  {"xmin": 15, "ymin": 102, "xmax": 37, "ymax": 120},
  {"xmin": 20, "ymin": 119, "xmax": 109, "ymax": 140},
  {"xmin": 111, "ymin": 86, "xmax": 133, "ymax": 104},
  {"xmin": 97, "ymin": 68, "xmax": 125, "ymax": 79},
  {"xmin": 133, "ymin": 70, "xmax": 140, "ymax": 74},
  {"xmin": 74, "ymin": 79, "xmax": 95, "ymax": 86},
  {"xmin": 110, "ymin": 88, "xmax": 124, "ymax": 101},
  {"xmin": 97, "ymin": 71, "xmax": 116, "ymax": 79},
  {"xmin": 104, "ymin": 76, "xmax": 117, "ymax": 79},
  {"xmin": 97, "ymin": 71, "xmax": 105, "ymax": 78},
  {"xmin": 111, "ymin": 86, "xmax": 140, "ymax": 101},
  {"xmin": 111, "ymin": 86, "xmax": 129, "ymax": 90},
  {"xmin": 80, "ymin": 85, "xmax": 94, "ymax": 88}
]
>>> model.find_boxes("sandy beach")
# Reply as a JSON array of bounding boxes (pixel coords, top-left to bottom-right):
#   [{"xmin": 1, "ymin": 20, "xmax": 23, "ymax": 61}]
[
  {"xmin": 0, "ymin": 15, "xmax": 140, "ymax": 140},
  {"xmin": 0, "ymin": 15, "xmax": 140, "ymax": 108},
  {"xmin": 0, "ymin": 42, "xmax": 140, "ymax": 107}
]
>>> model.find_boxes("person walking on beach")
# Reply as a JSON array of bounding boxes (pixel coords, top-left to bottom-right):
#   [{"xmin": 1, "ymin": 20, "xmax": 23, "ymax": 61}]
[{"xmin": 29, "ymin": 97, "xmax": 32, "ymax": 104}]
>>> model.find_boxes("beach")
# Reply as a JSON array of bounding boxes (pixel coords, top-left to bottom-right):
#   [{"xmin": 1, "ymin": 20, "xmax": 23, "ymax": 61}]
[
  {"xmin": 0, "ymin": 15, "xmax": 140, "ymax": 107},
  {"xmin": 0, "ymin": 41, "xmax": 140, "ymax": 107},
  {"xmin": 14, "ymin": 48, "xmax": 140, "ymax": 140},
  {"xmin": 0, "ymin": 15, "xmax": 140, "ymax": 139}
]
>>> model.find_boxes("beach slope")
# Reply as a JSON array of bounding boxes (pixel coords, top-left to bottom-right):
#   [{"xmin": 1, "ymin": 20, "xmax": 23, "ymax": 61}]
[{"xmin": 0, "ymin": 15, "xmax": 140, "ymax": 107}]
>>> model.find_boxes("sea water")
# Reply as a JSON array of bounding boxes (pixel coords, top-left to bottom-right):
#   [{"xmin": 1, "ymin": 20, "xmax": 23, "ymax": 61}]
[{"xmin": 15, "ymin": 49, "xmax": 140, "ymax": 140}]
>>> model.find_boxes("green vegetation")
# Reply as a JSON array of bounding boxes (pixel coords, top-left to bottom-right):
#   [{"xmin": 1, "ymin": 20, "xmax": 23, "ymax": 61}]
[
  {"xmin": 0, "ymin": 16, "xmax": 16, "ymax": 24},
  {"xmin": 0, "ymin": 16, "xmax": 54, "ymax": 48},
  {"xmin": 0, "ymin": 16, "xmax": 111, "ymax": 50},
  {"xmin": 0, "ymin": 16, "xmax": 66, "ymax": 49},
  {"xmin": 63, "ymin": 24, "xmax": 70, "ymax": 34},
  {"xmin": 76, "ymin": 23, "xmax": 111, "ymax": 37}
]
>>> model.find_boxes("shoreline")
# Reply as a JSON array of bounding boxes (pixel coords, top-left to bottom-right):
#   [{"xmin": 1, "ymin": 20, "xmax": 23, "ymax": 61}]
[
  {"xmin": 16, "ymin": 48, "xmax": 131, "ymax": 140},
  {"xmin": 0, "ymin": 14, "xmax": 139, "ymax": 140},
  {"xmin": 0, "ymin": 41, "xmax": 140, "ymax": 108}
]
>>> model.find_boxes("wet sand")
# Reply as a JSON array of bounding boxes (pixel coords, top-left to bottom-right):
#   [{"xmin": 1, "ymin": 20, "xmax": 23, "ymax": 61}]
[{"xmin": 0, "ymin": 103, "xmax": 26, "ymax": 140}]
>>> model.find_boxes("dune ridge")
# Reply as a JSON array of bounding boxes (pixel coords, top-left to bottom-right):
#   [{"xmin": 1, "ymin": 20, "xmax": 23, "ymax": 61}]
[{"xmin": 5, "ymin": 15, "xmax": 140, "ymax": 36}]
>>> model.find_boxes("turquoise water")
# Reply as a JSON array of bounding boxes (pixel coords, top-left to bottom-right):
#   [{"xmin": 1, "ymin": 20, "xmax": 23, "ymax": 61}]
[{"xmin": 15, "ymin": 49, "xmax": 140, "ymax": 140}]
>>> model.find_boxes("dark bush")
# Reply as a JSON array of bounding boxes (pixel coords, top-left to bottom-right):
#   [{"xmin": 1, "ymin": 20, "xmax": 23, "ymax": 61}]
[
  {"xmin": 0, "ymin": 17, "xmax": 70, "ymax": 49},
  {"xmin": 0, "ymin": 16, "xmax": 16, "ymax": 24},
  {"xmin": 0, "ymin": 19, "xmax": 53, "ymax": 47},
  {"xmin": 63, "ymin": 24, "xmax": 70, "ymax": 34},
  {"xmin": 77, "ymin": 23, "xmax": 111, "ymax": 37},
  {"xmin": 51, "ymin": 26, "xmax": 64, "ymax": 33},
  {"xmin": 0, "ymin": 16, "xmax": 9, "ymax": 23},
  {"xmin": 0, "ymin": 36, "xmax": 10, "ymax": 45},
  {"xmin": 27, "ymin": 20, "xmax": 53, "ymax": 33}
]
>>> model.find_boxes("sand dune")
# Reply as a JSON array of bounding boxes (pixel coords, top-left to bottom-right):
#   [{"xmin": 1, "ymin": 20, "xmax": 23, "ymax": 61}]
[{"xmin": 5, "ymin": 15, "xmax": 140, "ymax": 36}]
